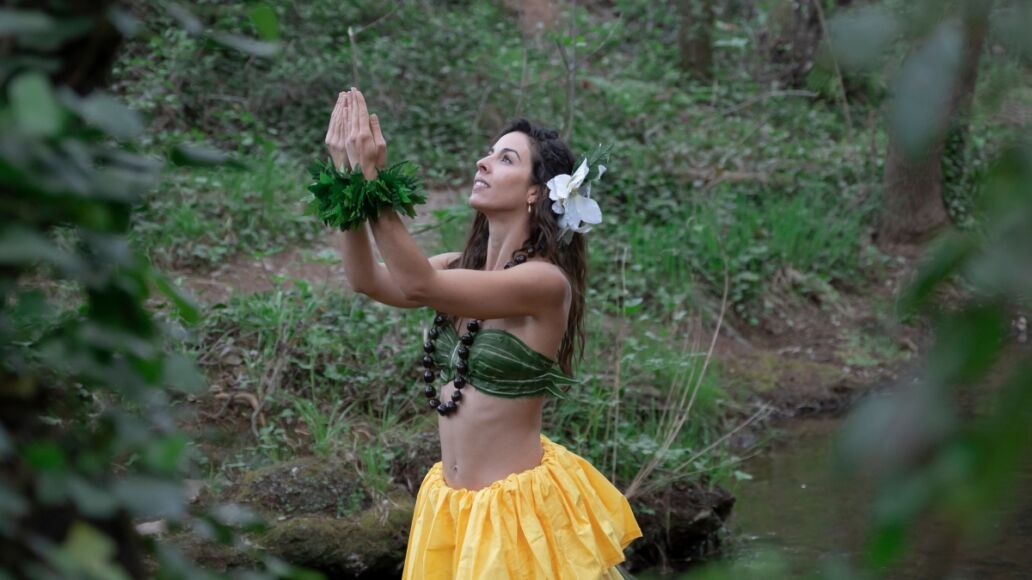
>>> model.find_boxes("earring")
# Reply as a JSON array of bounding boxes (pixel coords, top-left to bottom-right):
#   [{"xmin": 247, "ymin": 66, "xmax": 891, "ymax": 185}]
[{"xmin": 527, "ymin": 204, "xmax": 532, "ymax": 214}]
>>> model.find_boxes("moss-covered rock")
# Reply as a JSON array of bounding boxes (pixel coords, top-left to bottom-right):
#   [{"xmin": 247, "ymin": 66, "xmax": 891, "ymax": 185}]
[
  {"xmin": 626, "ymin": 480, "xmax": 735, "ymax": 570},
  {"xmin": 258, "ymin": 490, "xmax": 414, "ymax": 578},
  {"xmin": 230, "ymin": 456, "xmax": 371, "ymax": 518}
]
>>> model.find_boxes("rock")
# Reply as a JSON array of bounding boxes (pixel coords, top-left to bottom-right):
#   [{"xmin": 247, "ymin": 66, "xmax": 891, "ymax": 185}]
[
  {"xmin": 229, "ymin": 456, "xmax": 371, "ymax": 517},
  {"xmin": 626, "ymin": 480, "xmax": 735, "ymax": 570},
  {"xmin": 258, "ymin": 490, "xmax": 414, "ymax": 578}
]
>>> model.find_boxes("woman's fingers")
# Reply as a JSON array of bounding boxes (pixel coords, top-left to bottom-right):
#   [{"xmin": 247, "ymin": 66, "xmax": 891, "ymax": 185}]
[
  {"xmin": 370, "ymin": 114, "xmax": 387, "ymax": 168},
  {"xmin": 336, "ymin": 91, "xmax": 349, "ymax": 144},
  {"xmin": 353, "ymin": 89, "xmax": 370, "ymax": 136},
  {"xmin": 325, "ymin": 92, "xmax": 344, "ymax": 145}
]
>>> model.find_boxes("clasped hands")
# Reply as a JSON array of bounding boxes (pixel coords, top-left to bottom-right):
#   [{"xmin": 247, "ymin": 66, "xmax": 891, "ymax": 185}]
[{"xmin": 324, "ymin": 88, "xmax": 386, "ymax": 180}]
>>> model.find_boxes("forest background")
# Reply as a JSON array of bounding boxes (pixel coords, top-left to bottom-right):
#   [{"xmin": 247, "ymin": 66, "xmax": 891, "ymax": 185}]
[{"xmin": 2, "ymin": 0, "xmax": 1030, "ymax": 578}]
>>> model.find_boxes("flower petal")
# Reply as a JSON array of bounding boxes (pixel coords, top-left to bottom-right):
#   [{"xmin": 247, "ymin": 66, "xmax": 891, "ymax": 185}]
[
  {"xmin": 560, "ymin": 198, "xmax": 582, "ymax": 230},
  {"xmin": 547, "ymin": 174, "xmax": 572, "ymax": 201},
  {"xmin": 571, "ymin": 194, "xmax": 602, "ymax": 224},
  {"xmin": 570, "ymin": 159, "xmax": 589, "ymax": 188},
  {"xmin": 551, "ymin": 200, "xmax": 564, "ymax": 214}
]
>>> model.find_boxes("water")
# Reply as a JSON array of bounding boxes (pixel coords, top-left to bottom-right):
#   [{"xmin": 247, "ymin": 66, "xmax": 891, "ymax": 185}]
[{"xmin": 720, "ymin": 415, "xmax": 1032, "ymax": 579}]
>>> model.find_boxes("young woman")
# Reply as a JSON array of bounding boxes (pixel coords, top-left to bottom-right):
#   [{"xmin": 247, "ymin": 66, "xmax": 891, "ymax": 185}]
[{"xmin": 324, "ymin": 88, "xmax": 641, "ymax": 579}]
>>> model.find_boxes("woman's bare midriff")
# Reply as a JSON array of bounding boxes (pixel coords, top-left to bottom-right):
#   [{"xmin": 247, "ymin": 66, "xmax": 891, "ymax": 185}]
[{"xmin": 437, "ymin": 382, "xmax": 547, "ymax": 490}]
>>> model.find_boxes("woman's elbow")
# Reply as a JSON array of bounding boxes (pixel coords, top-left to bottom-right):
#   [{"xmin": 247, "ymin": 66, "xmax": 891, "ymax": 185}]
[
  {"xmin": 401, "ymin": 283, "xmax": 427, "ymax": 303},
  {"xmin": 345, "ymin": 277, "xmax": 373, "ymax": 296}
]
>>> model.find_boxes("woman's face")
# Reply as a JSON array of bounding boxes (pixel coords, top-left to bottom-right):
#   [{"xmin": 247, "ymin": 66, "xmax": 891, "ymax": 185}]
[{"xmin": 470, "ymin": 131, "xmax": 537, "ymax": 213}]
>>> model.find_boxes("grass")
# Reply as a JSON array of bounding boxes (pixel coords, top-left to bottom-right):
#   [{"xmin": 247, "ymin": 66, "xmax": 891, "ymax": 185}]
[
  {"xmin": 129, "ymin": 150, "xmax": 320, "ymax": 271},
  {"xmin": 120, "ymin": 0, "xmax": 1023, "ymax": 505}
]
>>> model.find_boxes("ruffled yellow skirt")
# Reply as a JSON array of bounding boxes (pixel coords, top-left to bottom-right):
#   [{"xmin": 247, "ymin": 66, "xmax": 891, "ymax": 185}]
[{"xmin": 402, "ymin": 434, "xmax": 642, "ymax": 579}]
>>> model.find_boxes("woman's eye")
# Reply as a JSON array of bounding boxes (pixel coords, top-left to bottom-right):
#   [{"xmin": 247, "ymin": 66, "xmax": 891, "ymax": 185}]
[{"xmin": 502, "ymin": 155, "xmax": 512, "ymax": 164}]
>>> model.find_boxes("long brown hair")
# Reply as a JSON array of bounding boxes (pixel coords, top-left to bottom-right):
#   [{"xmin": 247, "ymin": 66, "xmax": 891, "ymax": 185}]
[{"xmin": 445, "ymin": 119, "xmax": 587, "ymax": 377}]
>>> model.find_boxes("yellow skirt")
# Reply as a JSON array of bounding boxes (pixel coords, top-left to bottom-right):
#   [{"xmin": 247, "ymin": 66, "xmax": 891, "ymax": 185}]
[{"xmin": 402, "ymin": 434, "xmax": 642, "ymax": 580}]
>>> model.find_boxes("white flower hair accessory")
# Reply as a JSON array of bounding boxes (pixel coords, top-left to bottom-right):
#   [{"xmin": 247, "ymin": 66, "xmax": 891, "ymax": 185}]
[{"xmin": 546, "ymin": 144, "xmax": 611, "ymax": 246}]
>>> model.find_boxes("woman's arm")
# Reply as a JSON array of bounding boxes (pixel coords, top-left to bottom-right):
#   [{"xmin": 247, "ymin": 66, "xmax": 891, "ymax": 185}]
[
  {"xmin": 368, "ymin": 210, "xmax": 569, "ymax": 319},
  {"xmin": 324, "ymin": 90, "xmax": 460, "ymax": 308},
  {"xmin": 332, "ymin": 224, "xmax": 459, "ymax": 308},
  {"xmin": 346, "ymin": 88, "xmax": 569, "ymax": 319}
]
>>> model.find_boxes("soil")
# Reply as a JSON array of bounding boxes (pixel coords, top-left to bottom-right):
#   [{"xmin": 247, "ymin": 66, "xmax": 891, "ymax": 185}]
[{"xmin": 169, "ymin": 188, "xmax": 459, "ymax": 303}]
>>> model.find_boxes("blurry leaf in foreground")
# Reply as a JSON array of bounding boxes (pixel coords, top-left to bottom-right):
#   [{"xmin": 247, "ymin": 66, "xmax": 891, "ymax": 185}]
[
  {"xmin": 249, "ymin": 4, "xmax": 279, "ymax": 41},
  {"xmin": 835, "ymin": 384, "xmax": 955, "ymax": 480},
  {"xmin": 9, "ymin": 72, "xmax": 61, "ymax": 138},
  {"xmin": 112, "ymin": 476, "xmax": 186, "ymax": 520},
  {"xmin": 161, "ymin": 352, "xmax": 206, "ymax": 395},
  {"xmin": 210, "ymin": 31, "xmax": 280, "ymax": 57},
  {"xmin": 57, "ymin": 521, "xmax": 132, "ymax": 580},
  {"xmin": 0, "ymin": 9, "xmax": 56, "ymax": 37},
  {"xmin": 926, "ymin": 306, "xmax": 1005, "ymax": 386},
  {"xmin": 164, "ymin": 2, "xmax": 202, "ymax": 35},
  {"xmin": 898, "ymin": 232, "xmax": 977, "ymax": 314},
  {"xmin": 73, "ymin": 91, "xmax": 144, "ymax": 140},
  {"xmin": 169, "ymin": 143, "xmax": 243, "ymax": 168},
  {"xmin": 990, "ymin": 2, "xmax": 1032, "ymax": 64},
  {"xmin": 828, "ymin": 6, "xmax": 900, "ymax": 72},
  {"xmin": 151, "ymin": 271, "xmax": 201, "ymax": 324},
  {"xmin": 888, "ymin": 20, "xmax": 964, "ymax": 159}
]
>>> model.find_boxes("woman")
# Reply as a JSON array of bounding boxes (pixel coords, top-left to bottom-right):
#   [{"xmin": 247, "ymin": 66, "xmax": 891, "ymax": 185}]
[{"xmin": 324, "ymin": 88, "xmax": 641, "ymax": 579}]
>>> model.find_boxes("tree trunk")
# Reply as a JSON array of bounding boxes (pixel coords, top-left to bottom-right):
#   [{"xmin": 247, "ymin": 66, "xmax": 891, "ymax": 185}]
[
  {"xmin": 878, "ymin": 5, "xmax": 990, "ymax": 247},
  {"xmin": 678, "ymin": 0, "xmax": 715, "ymax": 80}
]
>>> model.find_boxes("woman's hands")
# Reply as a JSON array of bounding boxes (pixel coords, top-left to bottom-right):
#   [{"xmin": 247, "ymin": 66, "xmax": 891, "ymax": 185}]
[{"xmin": 324, "ymin": 88, "xmax": 387, "ymax": 180}]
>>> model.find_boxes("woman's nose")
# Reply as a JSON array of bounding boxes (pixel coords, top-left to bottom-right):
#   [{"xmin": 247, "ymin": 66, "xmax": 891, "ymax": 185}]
[{"xmin": 476, "ymin": 157, "xmax": 489, "ymax": 173}]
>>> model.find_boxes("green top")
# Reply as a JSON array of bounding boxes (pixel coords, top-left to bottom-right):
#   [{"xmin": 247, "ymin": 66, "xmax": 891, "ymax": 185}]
[{"xmin": 428, "ymin": 323, "xmax": 581, "ymax": 398}]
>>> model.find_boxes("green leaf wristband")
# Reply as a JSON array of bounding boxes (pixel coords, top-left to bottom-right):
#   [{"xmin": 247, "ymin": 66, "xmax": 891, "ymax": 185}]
[{"xmin": 306, "ymin": 158, "xmax": 428, "ymax": 231}]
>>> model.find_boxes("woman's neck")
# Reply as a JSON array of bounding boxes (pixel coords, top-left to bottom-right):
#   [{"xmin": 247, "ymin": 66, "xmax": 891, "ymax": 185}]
[{"xmin": 484, "ymin": 215, "xmax": 530, "ymax": 271}]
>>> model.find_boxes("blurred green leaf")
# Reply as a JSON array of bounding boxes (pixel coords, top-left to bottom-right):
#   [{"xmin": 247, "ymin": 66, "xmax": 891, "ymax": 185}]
[
  {"xmin": 144, "ymin": 434, "xmax": 189, "ymax": 473},
  {"xmin": 74, "ymin": 91, "xmax": 144, "ymax": 140},
  {"xmin": 866, "ymin": 521, "xmax": 907, "ymax": 569},
  {"xmin": 623, "ymin": 297, "xmax": 643, "ymax": 315},
  {"xmin": 67, "ymin": 477, "xmax": 119, "ymax": 518},
  {"xmin": 210, "ymin": 31, "xmax": 280, "ymax": 58},
  {"xmin": 0, "ymin": 482, "xmax": 29, "ymax": 520},
  {"xmin": 0, "ymin": 9, "xmax": 55, "ymax": 36},
  {"xmin": 57, "ymin": 521, "xmax": 132, "ymax": 580},
  {"xmin": 828, "ymin": 6, "xmax": 900, "ymax": 72},
  {"xmin": 165, "ymin": 3, "xmax": 202, "ymax": 35},
  {"xmin": 889, "ymin": 20, "xmax": 964, "ymax": 159},
  {"xmin": 9, "ymin": 72, "xmax": 61, "ymax": 138},
  {"xmin": 151, "ymin": 271, "xmax": 201, "ymax": 325},
  {"xmin": 112, "ymin": 476, "xmax": 186, "ymax": 520},
  {"xmin": 249, "ymin": 4, "xmax": 279, "ymax": 41},
  {"xmin": 928, "ymin": 306, "xmax": 1004, "ymax": 386},
  {"xmin": 169, "ymin": 143, "xmax": 240, "ymax": 168},
  {"xmin": 161, "ymin": 353, "xmax": 205, "ymax": 394},
  {"xmin": 0, "ymin": 224, "xmax": 81, "ymax": 272},
  {"xmin": 899, "ymin": 233, "xmax": 977, "ymax": 314},
  {"xmin": 22, "ymin": 441, "xmax": 67, "ymax": 473}
]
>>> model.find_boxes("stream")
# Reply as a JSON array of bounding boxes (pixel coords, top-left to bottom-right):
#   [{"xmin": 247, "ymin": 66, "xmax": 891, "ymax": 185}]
[{"xmin": 677, "ymin": 411, "xmax": 1032, "ymax": 578}]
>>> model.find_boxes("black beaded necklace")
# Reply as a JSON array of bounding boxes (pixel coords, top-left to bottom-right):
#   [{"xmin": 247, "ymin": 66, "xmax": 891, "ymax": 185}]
[{"xmin": 420, "ymin": 241, "xmax": 536, "ymax": 416}]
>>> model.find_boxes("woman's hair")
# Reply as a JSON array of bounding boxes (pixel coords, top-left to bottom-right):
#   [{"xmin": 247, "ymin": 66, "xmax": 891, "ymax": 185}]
[{"xmin": 446, "ymin": 118, "xmax": 587, "ymax": 377}]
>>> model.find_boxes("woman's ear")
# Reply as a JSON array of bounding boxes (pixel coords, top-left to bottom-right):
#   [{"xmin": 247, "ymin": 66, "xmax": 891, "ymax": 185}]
[{"xmin": 526, "ymin": 184, "xmax": 541, "ymax": 204}]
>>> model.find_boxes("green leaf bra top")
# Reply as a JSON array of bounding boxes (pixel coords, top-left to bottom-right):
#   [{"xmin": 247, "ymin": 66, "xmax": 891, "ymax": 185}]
[
  {"xmin": 427, "ymin": 322, "xmax": 580, "ymax": 400},
  {"xmin": 418, "ymin": 241, "xmax": 579, "ymax": 416}
]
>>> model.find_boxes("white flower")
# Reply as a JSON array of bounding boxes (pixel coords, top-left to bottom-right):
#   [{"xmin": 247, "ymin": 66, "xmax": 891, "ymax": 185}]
[
  {"xmin": 546, "ymin": 159, "xmax": 589, "ymax": 203},
  {"xmin": 547, "ymin": 157, "xmax": 605, "ymax": 243}
]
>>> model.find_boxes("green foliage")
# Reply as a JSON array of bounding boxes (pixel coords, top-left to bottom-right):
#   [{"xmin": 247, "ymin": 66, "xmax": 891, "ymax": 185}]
[
  {"xmin": 130, "ymin": 150, "xmax": 320, "ymax": 270},
  {"xmin": 0, "ymin": 3, "xmax": 317, "ymax": 578},
  {"xmin": 306, "ymin": 160, "xmax": 428, "ymax": 231}
]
